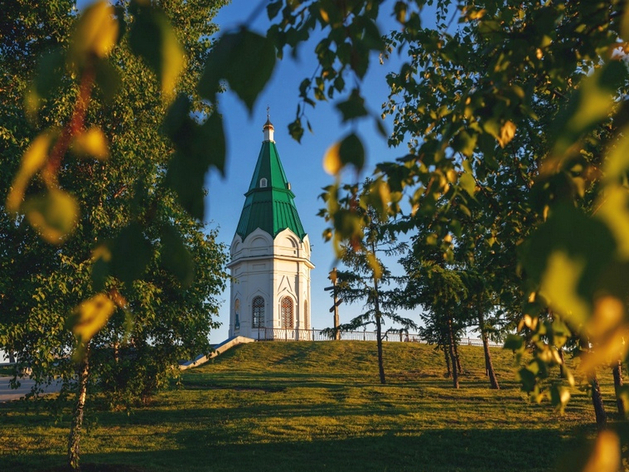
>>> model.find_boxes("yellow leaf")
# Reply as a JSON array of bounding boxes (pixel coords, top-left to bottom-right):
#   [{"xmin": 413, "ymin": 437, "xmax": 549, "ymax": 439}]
[
  {"xmin": 580, "ymin": 325, "xmax": 629, "ymax": 374},
  {"xmin": 538, "ymin": 251, "xmax": 589, "ymax": 327},
  {"xmin": 364, "ymin": 179, "xmax": 391, "ymax": 220},
  {"xmin": 497, "ymin": 120, "xmax": 516, "ymax": 148},
  {"xmin": 6, "ymin": 131, "xmax": 54, "ymax": 214},
  {"xmin": 566, "ymin": 74, "xmax": 614, "ymax": 140},
  {"xmin": 24, "ymin": 87, "xmax": 41, "ymax": 122},
  {"xmin": 71, "ymin": 0, "xmax": 119, "ymax": 62},
  {"xmin": 108, "ymin": 288, "xmax": 127, "ymax": 309},
  {"xmin": 588, "ymin": 296, "xmax": 624, "ymax": 339},
  {"xmin": 72, "ymin": 293, "xmax": 116, "ymax": 342},
  {"xmin": 523, "ymin": 314, "xmax": 538, "ymax": 330},
  {"xmin": 558, "ymin": 386, "xmax": 570, "ymax": 407},
  {"xmin": 602, "ymin": 125, "xmax": 629, "ymax": 181},
  {"xmin": 23, "ymin": 189, "xmax": 79, "ymax": 244},
  {"xmin": 323, "ymin": 141, "xmax": 343, "ymax": 175},
  {"xmin": 581, "ymin": 430, "xmax": 620, "ymax": 472},
  {"xmin": 319, "ymin": 8, "xmax": 330, "ymax": 23},
  {"xmin": 71, "ymin": 127, "xmax": 109, "ymax": 160},
  {"xmin": 91, "ymin": 244, "xmax": 112, "ymax": 262},
  {"xmin": 160, "ymin": 25, "xmax": 185, "ymax": 102},
  {"xmin": 621, "ymin": 6, "xmax": 629, "ymax": 41},
  {"xmin": 367, "ymin": 252, "xmax": 382, "ymax": 280},
  {"xmin": 596, "ymin": 185, "xmax": 629, "ymax": 259}
]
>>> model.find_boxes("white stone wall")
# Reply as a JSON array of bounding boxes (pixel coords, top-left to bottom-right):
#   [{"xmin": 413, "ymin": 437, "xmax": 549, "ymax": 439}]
[{"xmin": 228, "ymin": 228, "xmax": 313, "ymax": 339}]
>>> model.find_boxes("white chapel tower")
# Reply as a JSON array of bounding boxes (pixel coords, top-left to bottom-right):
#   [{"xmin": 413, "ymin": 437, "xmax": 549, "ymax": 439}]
[{"xmin": 228, "ymin": 117, "xmax": 314, "ymax": 340}]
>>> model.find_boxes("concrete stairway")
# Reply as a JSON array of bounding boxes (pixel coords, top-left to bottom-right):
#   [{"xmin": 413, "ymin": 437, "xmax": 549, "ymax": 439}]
[{"xmin": 178, "ymin": 336, "xmax": 254, "ymax": 371}]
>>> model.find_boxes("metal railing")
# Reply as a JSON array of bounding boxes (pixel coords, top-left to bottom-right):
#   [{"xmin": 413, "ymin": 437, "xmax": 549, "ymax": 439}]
[{"xmin": 250, "ymin": 328, "xmax": 500, "ymax": 347}]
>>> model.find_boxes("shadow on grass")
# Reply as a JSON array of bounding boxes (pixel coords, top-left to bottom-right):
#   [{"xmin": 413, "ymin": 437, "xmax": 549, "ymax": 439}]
[{"xmin": 11, "ymin": 428, "xmax": 580, "ymax": 472}]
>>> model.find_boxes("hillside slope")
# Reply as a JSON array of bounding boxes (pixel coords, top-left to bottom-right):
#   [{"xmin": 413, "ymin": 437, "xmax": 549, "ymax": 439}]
[{"xmin": 2, "ymin": 341, "xmax": 614, "ymax": 472}]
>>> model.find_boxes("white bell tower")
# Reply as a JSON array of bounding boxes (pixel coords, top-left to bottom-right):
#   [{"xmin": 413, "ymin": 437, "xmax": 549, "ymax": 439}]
[{"xmin": 228, "ymin": 116, "xmax": 314, "ymax": 340}]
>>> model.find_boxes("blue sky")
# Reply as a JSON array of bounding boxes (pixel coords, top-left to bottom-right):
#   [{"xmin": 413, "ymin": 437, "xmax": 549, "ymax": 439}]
[{"xmin": 205, "ymin": 1, "xmax": 417, "ymax": 342}]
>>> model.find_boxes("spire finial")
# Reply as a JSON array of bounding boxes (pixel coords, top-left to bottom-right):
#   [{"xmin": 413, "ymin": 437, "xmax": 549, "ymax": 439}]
[{"xmin": 263, "ymin": 108, "xmax": 275, "ymax": 142}]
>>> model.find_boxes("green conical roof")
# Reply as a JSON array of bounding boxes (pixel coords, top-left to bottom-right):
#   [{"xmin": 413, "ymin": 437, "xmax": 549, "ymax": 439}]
[{"xmin": 235, "ymin": 129, "xmax": 307, "ymax": 241}]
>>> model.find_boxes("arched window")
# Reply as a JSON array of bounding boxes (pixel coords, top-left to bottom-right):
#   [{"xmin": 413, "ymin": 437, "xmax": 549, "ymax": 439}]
[
  {"xmin": 260, "ymin": 178, "xmax": 268, "ymax": 188},
  {"xmin": 252, "ymin": 296, "xmax": 264, "ymax": 328},
  {"xmin": 281, "ymin": 297, "xmax": 294, "ymax": 329},
  {"xmin": 234, "ymin": 299, "xmax": 241, "ymax": 330},
  {"xmin": 304, "ymin": 300, "xmax": 309, "ymax": 330}
]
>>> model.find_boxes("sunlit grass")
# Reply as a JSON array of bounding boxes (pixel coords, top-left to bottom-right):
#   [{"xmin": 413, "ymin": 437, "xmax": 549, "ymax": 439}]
[
  {"xmin": 0, "ymin": 341, "xmax": 620, "ymax": 471},
  {"xmin": 0, "ymin": 364, "xmax": 15, "ymax": 376}
]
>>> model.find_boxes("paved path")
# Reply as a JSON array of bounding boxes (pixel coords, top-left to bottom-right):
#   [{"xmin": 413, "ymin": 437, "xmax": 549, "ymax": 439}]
[{"xmin": 0, "ymin": 377, "xmax": 62, "ymax": 402}]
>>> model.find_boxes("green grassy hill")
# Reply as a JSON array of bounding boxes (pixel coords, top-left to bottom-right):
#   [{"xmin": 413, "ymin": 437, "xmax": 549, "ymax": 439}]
[{"xmin": 0, "ymin": 341, "xmax": 616, "ymax": 472}]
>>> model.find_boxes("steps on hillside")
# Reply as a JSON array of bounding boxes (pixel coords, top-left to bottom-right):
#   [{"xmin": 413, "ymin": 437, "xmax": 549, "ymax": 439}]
[{"xmin": 178, "ymin": 336, "xmax": 254, "ymax": 370}]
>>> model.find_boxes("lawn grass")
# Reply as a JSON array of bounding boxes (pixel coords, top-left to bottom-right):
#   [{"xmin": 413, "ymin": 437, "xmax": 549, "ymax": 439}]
[
  {"xmin": 0, "ymin": 364, "xmax": 15, "ymax": 376},
  {"xmin": 0, "ymin": 341, "xmax": 620, "ymax": 471}
]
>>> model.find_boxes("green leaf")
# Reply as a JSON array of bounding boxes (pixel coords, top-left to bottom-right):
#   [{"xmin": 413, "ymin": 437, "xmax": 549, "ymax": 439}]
[
  {"xmin": 163, "ymin": 94, "xmax": 194, "ymax": 148},
  {"xmin": 323, "ymin": 133, "xmax": 365, "ymax": 175},
  {"xmin": 553, "ymin": 62, "xmax": 628, "ymax": 157},
  {"xmin": 363, "ymin": 179, "xmax": 391, "ymax": 221},
  {"xmin": 166, "ymin": 151, "xmax": 206, "ymax": 220},
  {"xmin": 198, "ymin": 29, "xmax": 276, "ymax": 112},
  {"xmin": 336, "ymin": 89, "xmax": 368, "ymax": 122},
  {"xmin": 23, "ymin": 189, "xmax": 79, "ymax": 245},
  {"xmin": 459, "ymin": 172, "xmax": 476, "ymax": 197},
  {"xmin": 163, "ymin": 97, "xmax": 225, "ymax": 218},
  {"xmin": 522, "ymin": 204, "xmax": 617, "ymax": 327},
  {"xmin": 26, "ymin": 48, "xmax": 66, "ymax": 118},
  {"xmin": 198, "ymin": 111, "xmax": 226, "ymax": 175},
  {"xmin": 267, "ymin": 1, "xmax": 282, "ymax": 20},
  {"xmin": 91, "ymin": 244, "xmax": 111, "ymax": 292},
  {"xmin": 288, "ymin": 118, "xmax": 304, "ymax": 143},
  {"xmin": 160, "ymin": 225, "xmax": 194, "ymax": 288},
  {"xmin": 394, "ymin": 1, "xmax": 407, "ymax": 24},
  {"xmin": 504, "ymin": 334, "xmax": 524, "ymax": 351},
  {"xmin": 550, "ymin": 384, "xmax": 571, "ymax": 412},
  {"xmin": 110, "ymin": 223, "xmax": 153, "ymax": 286},
  {"xmin": 339, "ymin": 133, "xmax": 365, "ymax": 171},
  {"xmin": 94, "ymin": 59, "xmax": 122, "ymax": 103},
  {"xmin": 374, "ymin": 117, "xmax": 387, "ymax": 138},
  {"xmin": 517, "ymin": 367, "xmax": 537, "ymax": 392},
  {"xmin": 451, "ymin": 130, "xmax": 477, "ymax": 157},
  {"xmin": 129, "ymin": 3, "xmax": 184, "ymax": 101},
  {"xmin": 350, "ymin": 39, "xmax": 370, "ymax": 78}
]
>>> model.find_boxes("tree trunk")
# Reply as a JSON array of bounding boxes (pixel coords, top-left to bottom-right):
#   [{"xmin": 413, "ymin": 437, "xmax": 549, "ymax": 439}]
[
  {"xmin": 68, "ymin": 345, "xmax": 90, "ymax": 471},
  {"xmin": 443, "ymin": 344, "xmax": 451, "ymax": 378},
  {"xmin": 370, "ymin": 249, "xmax": 385, "ymax": 385},
  {"xmin": 481, "ymin": 334, "xmax": 500, "ymax": 389},
  {"xmin": 375, "ymin": 313, "xmax": 385, "ymax": 384},
  {"xmin": 590, "ymin": 372, "xmax": 607, "ymax": 431},
  {"xmin": 447, "ymin": 317, "xmax": 459, "ymax": 389},
  {"xmin": 478, "ymin": 303, "xmax": 499, "ymax": 389},
  {"xmin": 453, "ymin": 336, "xmax": 463, "ymax": 375},
  {"xmin": 613, "ymin": 360, "xmax": 625, "ymax": 417},
  {"xmin": 558, "ymin": 347, "xmax": 566, "ymax": 379},
  {"xmin": 8, "ymin": 352, "xmax": 15, "ymax": 364}
]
